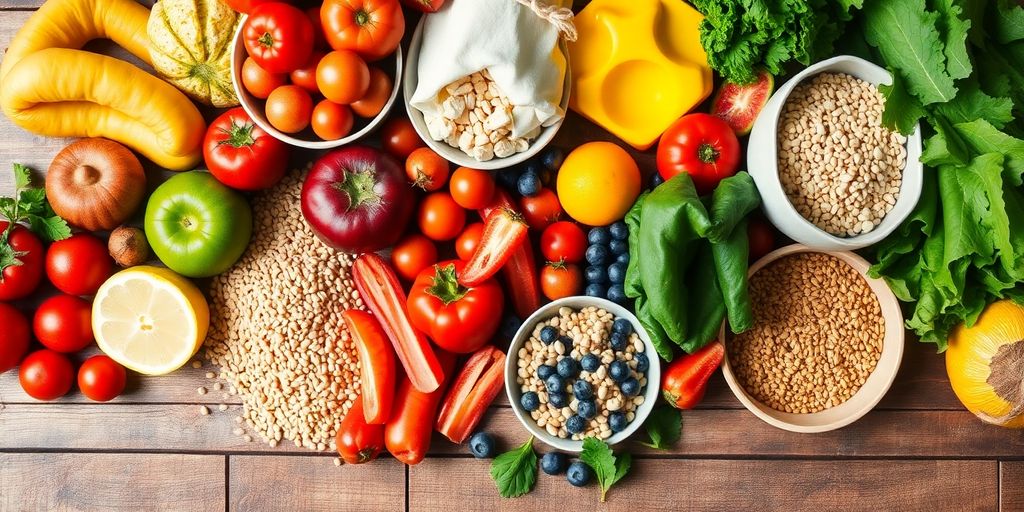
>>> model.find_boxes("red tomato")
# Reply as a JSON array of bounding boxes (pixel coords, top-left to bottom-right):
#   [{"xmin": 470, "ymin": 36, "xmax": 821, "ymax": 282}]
[
  {"xmin": 351, "ymin": 67, "xmax": 393, "ymax": 118},
  {"xmin": 540, "ymin": 262, "xmax": 582, "ymax": 300},
  {"xmin": 316, "ymin": 50, "xmax": 370, "ymax": 104},
  {"xmin": 204, "ymin": 107, "xmax": 289, "ymax": 191},
  {"xmin": 265, "ymin": 85, "xmax": 313, "ymax": 134},
  {"xmin": 0, "ymin": 303, "xmax": 30, "ymax": 373},
  {"xmin": 223, "ymin": 0, "xmax": 279, "ymax": 13},
  {"xmin": 34, "ymin": 294, "xmax": 93, "ymax": 353},
  {"xmin": 289, "ymin": 51, "xmax": 325, "ymax": 93},
  {"xmin": 657, "ymin": 113, "xmax": 741, "ymax": 195},
  {"xmin": 46, "ymin": 232, "xmax": 113, "ymax": 296},
  {"xmin": 540, "ymin": 221, "xmax": 586, "ymax": 263},
  {"xmin": 240, "ymin": 57, "xmax": 287, "ymax": 99},
  {"xmin": 406, "ymin": 148, "xmax": 450, "ymax": 191},
  {"xmin": 0, "ymin": 222, "xmax": 44, "ymax": 301},
  {"xmin": 77, "ymin": 355, "xmax": 127, "ymax": 402},
  {"xmin": 306, "ymin": 6, "xmax": 329, "ymax": 49},
  {"xmin": 19, "ymin": 349, "xmax": 74, "ymax": 401},
  {"xmin": 417, "ymin": 192, "xmax": 466, "ymax": 241},
  {"xmin": 449, "ymin": 167, "xmax": 495, "ymax": 210},
  {"xmin": 243, "ymin": 3, "xmax": 314, "ymax": 74},
  {"xmin": 381, "ymin": 117, "xmax": 425, "ymax": 159},
  {"xmin": 321, "ymin": 0, "xmax": 405, "ymax": 61},
  {"xmin": 337, "ymin": 396, "xmax": 386, "ymax": 463},
  {"xmin": 747, "ymin": 216, "xmax": 776, "ymax": 262},
  {"xmin": 408, "ymin": 261, "xmax": 503, "ymax": 354},
  {"xmin": 400, "ymin": 0, "xmax": 445, "ymax": 12},
  {"xmin": 455, "ymin": 222, "xmax": 484, "ymax": 261},
  {"xmin": 311, "ymin": 100, "xmax": 355, "ymax": 140},
  {"xmin": 391, "ymin": 234, "xmax": 438, "ymax": 281},
  {"xmin": 519, "ymin": 188, "xmax": 562, "ymax": 231}
]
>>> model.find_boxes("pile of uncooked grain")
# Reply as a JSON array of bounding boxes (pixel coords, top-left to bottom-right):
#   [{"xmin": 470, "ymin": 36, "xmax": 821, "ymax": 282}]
[{"xmin": 204, "ymin": 166, "xmax": 362, "ymax": 451}]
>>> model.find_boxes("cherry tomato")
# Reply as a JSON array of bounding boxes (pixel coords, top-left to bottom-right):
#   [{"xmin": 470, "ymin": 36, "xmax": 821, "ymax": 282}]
[
  {"xmin": 540, "ymin": 221, "xmax": 587, "ymax": 264},
  {"xmin": 46, "ymin": 232, "xmax": 113, "ymax": 296},
  {"xmin": 406, "ymin": 148, "xmax": 450, "ymax": 191},
  {"xmin": 381, "ymin": 117, "xmax": 425, "ymax": 159},
  {"xmin": 78, "ymin": 355, "xmax": 127, "ymax": 402},
  {"xmin": 0, "ymin": 222, "xmax": 44, "ymax": 301},
  {"xmin": 19, "ymin": 349, "xmax": 74, "ymax": 401},
  {"xmin": 540, "ymin": 262, "xmax": 583, "ymax": 300},
  {"xmin": 747, "ymin": 216, "xmax": 776, "ymax": 262},
  {"xmin": 265, "ymin": 85, "xmax": 313, "ymax": 134},
  {"xmin": 455, "ymin": 222, "xmax": 484, "ymax": 261},
  {"xmin": 241, "ymin": 57, "xmax": 287, "ymax": 99},
  {"xmin": 418, "ymin": 192, "xmax": 466, "ymax": 242},
  {"xmin": 351, "ymin": 67, "xmax": 393, "ymax": 118},
  {"xmin": 306, "ymin": 6, "xmax": 329, "ymax": 49},
  {"xmin": 316, "ymin": 50, "xmax": 370, "ymax": 104},
  {"xmin": 34, "ymin": 294, "xmax": 93, "ymax": 353},
  {"xmin": 311, "ymin": 100, "xmax": 354, "ymax": 140},
  {"xmin": 519, "ymin": 188, "xmax": 562, "ymax": 231},
  {"xmin": 391, "ymin": 234, "xmax": 438, "ymax": 282},
  {"xmin": 243, "ymin": 3, "xmax": 314, "ymax": 74},
  {"xmin": 449, "ymin": 167, "xmax": 495, "ymax": 210},
  {"xmin": 289, "ymin": 51, "xmax": 325, "ymax": 93},
  {"xmin": 0, "ymin": 303, "xmax": 30, "ymax": 374}
]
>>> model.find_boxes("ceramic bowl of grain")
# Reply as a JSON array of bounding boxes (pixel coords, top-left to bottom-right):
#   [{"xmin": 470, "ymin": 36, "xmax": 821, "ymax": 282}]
[{"xmin": 719, "ymin": 244, "xmax": 904, "ymax": 433}]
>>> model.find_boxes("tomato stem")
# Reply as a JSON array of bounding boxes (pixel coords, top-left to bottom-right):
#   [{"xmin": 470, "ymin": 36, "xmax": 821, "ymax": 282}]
[
  {"xmin": 426, "ymin": 264, "xmax": 469, "ymax": 305},
  {"xmin": 335, "ymin": 168, "xmax": 382, "ymax": 212},
  {"xmin": 697, "ymin": 143, "xmax": 720, "ymax": 164},
  {"xmin": 355, "ymin": 9, "xmax": 370, "ymax": 26},
  {"xmin": 257, "ymin": 32, "xmax": 274, "ymax": 48},
  {"xmin": 218, "ymin": 120, "xmax": 257, "ymax": 149}
]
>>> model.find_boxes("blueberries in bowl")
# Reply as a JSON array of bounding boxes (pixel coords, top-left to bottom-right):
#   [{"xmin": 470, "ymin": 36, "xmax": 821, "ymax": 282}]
[
  {"xmin": 548, "ymin": 391, "xmax": 569, "ymax": 408},
  {"xmin": 537, "ymin": 364, "xmax": 556, "ymax": 381},
  {"xmin": 520, "ymin": 391, "xmax": 540, "ymax": 412},
  {"xmin": 609, "ymin": 360, "xmax": 630, "ymax": 382},
  {"xmin": 613, "ymin": 318, "xmax": 633, "ymax": 335},
  {"xmin": 620, "ymin": 377, "xmax": 641, "ymax": 397},
  {"xmin": 609, "ymin": 412, "xmax": 629, "ymax": 433},
  {"xmin": 572, "ymin": 379, "xmax": 594, "ymax": 400},
  {"xmin": 635, "ymin": 352, "xmax": 650, "ymax": 373},
  {"xmin": 565, "ymin": 415, "xmax": 586, "ymax": 434},
  {"xmin": 545, "ymin": 374, "xmax": 566, "ymax": 393},
  {"xmin": 577, "ymin": 399, "xmax": 597, "ymax": 419},
  {"xmin": 540, "ymin": 325, "xmax": 559, "ymax": 344},
  {"xmin": 610, "ymin": 331, "xmax": 628, "ymax": 352},
  {"xmin": 556, "ymin": 358, "xmax": 580, "ymax": 379}
]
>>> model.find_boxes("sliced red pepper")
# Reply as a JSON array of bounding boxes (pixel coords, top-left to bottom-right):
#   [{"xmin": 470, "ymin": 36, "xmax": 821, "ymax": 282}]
[
  {"xmin": 479, "ymin": 190, "xmax": 541, "ymax": 318},
  {"xmin": 661, "ymin": 341, "xmax": 724, "ymax": 409},
  {"xmin": 385, "ymin": 351, "xmax": 457, "ymax": 465},
  {"xmin": 436, "ymin": 345, "xmax": 506, "ymax": 444},
  {"xmin": 342, "ymin": 309, "xmax": 397, "ymax": 424},
  {"xmin": 458, "ymin": 207, "xmax": 528, "ymax": 288},
  {"xmin": 352, "ymin": 253, "xmax": 444, "ymax": 393},
  {"xmin": 336, "ymin": 397, "xmax": 385, "ymax": 464}
]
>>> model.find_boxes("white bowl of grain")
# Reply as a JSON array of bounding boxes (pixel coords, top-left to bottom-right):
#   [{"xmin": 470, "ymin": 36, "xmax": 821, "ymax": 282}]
[
  {"xmin": 747, "ymin": 55, "xmax": 923, "ymax": 251},
  {"xmin": 720, "ymin": 244, "xmax": 904, "ymax": 433}
]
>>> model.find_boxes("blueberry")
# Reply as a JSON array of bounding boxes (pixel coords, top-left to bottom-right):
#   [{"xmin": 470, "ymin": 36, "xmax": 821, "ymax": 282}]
[
  {"xmin": 585, "ymin": 265, "xmax": 607, "ymax": 284},
  {"xmin": 572, "ymin": 380, "xmax": 594, "ymax": 400},
  {"xmin": 609, "ymin": 412, "xmax": 629, "ymax": 433},
  {"xmin": 537, "ymin": 364, "xmax": 556, "ymax": 381},
  {"xmin": 635, "ymin": 352, "xmax": 649, "ymax": 373},
  {"xmin": 496, "ymin": 167, "xmax": 522, "ymax": 191},
  {"xmin": 613, "ymin": 318, "xmax": 633, "ymax": 335},
  {"xmin": 538, "ymin": 168, "xmax": 556, "ymax": 187},
  {"xmin": 522, "ymin": 158, "xmax": 545, "ymax": 177},
  {"xmin": 500, "ymin": 314, "xmax": 523, "ymax": 340},
  {"xmin": 540, "ymin": 326, "xmax": 559, "ymax": 344},
  {"xmin": 616, "ymin": 252, "xmax": 630, "ymax": 265},
  {"xmin": 585, "ymin": 245, "xmax": 609, "ymax": 266},
  {"xmin": 565, "ymin": 415, "xmax": 586, "ymax": 434},
  {"xmin": 610, "ymin": 331, "xmax": 628, "ymax": 351},
  {"xmin": 607, "ymin": 284, "xmax": 627, "ymax": 305},
  {"xmin": 556, "ymin": 358, "xmax": 580, "ymax": 379},
  {"xmin": 609, "ymin": 239, "xmax": 628, "ymax": 256},
  {"xmin": 609, "ymin": 360, "xmax": 630, "ymax": 382},
  {"xmin": 650, "ymin": 172, "xmax": 665, "ymax": 189},
  {"xmin": 607, "ymin": 262, "xmax": 626, "ymax": 284},
  {"xmin": 560, "ymin": 335, "xmax": 573, "ymax": 347},
  {"xmin": 587, "ymin": 227, "xmax": 610, "ymax": 246},
  {"xmin": 585, "ymin": 283, "xmax": 607, "ymax": 298},
  {"xmin": 540, "ymin": 452, "xmax": 567, "ymax": 475},
  {"xmin": 520, "ymin": 391, "xmax": 540, "ymax": 412},
  {"xmin": 576, "ymin": 399, "xmax": 597, "ymax": 419},
  {"xmin": 580, "ymin": 354, "xmax": 601, "ymax": 373},
  {"xmin": 540, "ymin": 146, "xmax": 565, "ymax": 171},
  {"xmin": 620, "ymin": 377, "xmax": 641, "ymax": 397},
  {"xmin": 567, "ymin": 461, "xmax": 592, "ymax": 487},
  {"xmin": 548, "ymin": 391, "xmax": 569, "ymax": 408},
  {"xmin": 468, "ymin": 432, "xmax": 496, "ymax": 458},
  {"xmin": 517, "ymin": 171, "xmax": 541, "ymax": 197},
  {"xmin": 545, "ymin": 374, "xmax": 565, "ymax": 393},
  {"xmin": 609, "ymin": 221, "xmax": 629, "ymax": 240}
]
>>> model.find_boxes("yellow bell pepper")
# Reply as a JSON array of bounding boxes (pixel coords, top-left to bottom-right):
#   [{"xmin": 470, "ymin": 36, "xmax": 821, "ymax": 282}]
[{"xmin": 0, "ymin": 0, "xmax": 206, "ymax": 171}]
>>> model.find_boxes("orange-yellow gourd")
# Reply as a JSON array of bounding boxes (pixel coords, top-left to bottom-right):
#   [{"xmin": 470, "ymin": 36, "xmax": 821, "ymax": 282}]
[{"xmin": 946, "ymin": 300, "xmax": 1024, "ymax": 428}]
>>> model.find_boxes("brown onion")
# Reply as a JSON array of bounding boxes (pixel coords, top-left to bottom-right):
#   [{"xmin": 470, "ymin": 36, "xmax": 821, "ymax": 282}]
[{"xmin": 46, "ymin": 138, "xmax": 147, "ymax": 231}]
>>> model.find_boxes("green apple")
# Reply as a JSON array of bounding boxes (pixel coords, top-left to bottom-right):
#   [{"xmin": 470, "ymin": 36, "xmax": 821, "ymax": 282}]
[{"xmin": 144, "ymin": 171, "xmax": 252, "ymax": 278}]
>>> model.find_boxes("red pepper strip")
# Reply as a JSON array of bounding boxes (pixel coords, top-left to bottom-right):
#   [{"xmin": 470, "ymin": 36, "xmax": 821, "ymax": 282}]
[
  {"xmin": 436, "ymin": 345, "xmax": 506, "ymax": 443},
  {"xmin": 336, "ymin": 397, "xmax": 386, "ymax": 464},
  {"xmin": 353, "ymin": 253, "xmax": 444, "ymax": 393},
  {"xmin": 385, "ymin": 351, "xmax": 457, "ymax": 465},
  {"xmin": 479, "ymin": 190, "xmax": 541, "ymax": 318},
  {"xmin": 459, "ymin": 207, "xmax": 528, "ymax": 287},
  {"xmin": 661, "ymin": 341, "xmax": 724, "ymax": 409},
  {"xmin": 342, "ymin": 309, "xmax": 397, "ymax": 424}
]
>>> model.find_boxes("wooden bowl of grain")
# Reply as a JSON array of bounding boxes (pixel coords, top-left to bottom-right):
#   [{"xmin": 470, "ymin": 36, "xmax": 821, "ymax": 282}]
[{"xmin": 719, "ymin": 244, "xmax": 904, "ymax": 433}]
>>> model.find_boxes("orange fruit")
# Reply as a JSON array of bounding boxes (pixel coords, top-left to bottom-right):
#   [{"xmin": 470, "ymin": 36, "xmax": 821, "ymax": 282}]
[{"xmin": 556, "ymin": 142, "xmax": 641, "ymax": 226}]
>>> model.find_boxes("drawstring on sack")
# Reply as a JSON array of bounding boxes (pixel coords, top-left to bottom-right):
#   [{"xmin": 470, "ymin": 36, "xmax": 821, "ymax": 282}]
[{"xmin": 515, "ymin": 0, "xmax": 578, "ymax": 41}]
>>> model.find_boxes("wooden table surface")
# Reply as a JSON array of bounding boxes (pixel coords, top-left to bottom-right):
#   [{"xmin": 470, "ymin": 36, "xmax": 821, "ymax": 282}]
[{"xmin": 1, "ymin": 3, "xmax": 1023, "ymax": 511}]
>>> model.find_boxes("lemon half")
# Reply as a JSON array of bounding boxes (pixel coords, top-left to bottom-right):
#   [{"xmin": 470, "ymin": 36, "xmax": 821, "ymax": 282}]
[{"xmin": 92, "ymin": 266, "xmax": 209, "ymax": 375}]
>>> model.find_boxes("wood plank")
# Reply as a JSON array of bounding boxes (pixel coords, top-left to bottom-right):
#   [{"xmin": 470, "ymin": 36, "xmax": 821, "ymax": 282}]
[
  {"xmin": 0, "ymin": 453, "xmax": 224, "ymax": 511},
  {"xmin": 230, "ymin": 455, "xmax": 405, "ymax": 512},
  {"xmin": 1002, "ymin": 462, "xmax": 1024, "ymax": 512},
  {"xmin": 409, "ymin": 458, "xmax": 997, "ymax": 511}
]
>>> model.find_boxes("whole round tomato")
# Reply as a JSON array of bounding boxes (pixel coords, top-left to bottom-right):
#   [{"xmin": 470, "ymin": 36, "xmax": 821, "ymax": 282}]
[
  {"xmin": 541, "ymin": 262, "xmax": 582, "ymax": 300},
  {"xmin": 322, "ymin": 0, "xmax": 405, "ymax": 61},
  {"xmin": 243, "ymin": 3, "xmax": 314, "ymax": 74},
  {"xmin": 391, "ymin": 233, "xmax": 438, "ymax": 281},
  {"xmin": 241, "ymin": 57, "xmax": 287, "ymax": 99},
  {"xmin": 406, "ymin": 148, "xmax": 450, "ymax": 191},
  {"xmin": 78, "ymin": 355, "xmax": 127, "ymax": 402},
  {"xmin": 540, "ymin": 221, "xmax": 586, "ymax": 263},
  {"xmin": 455, "ymin": 222, "xmax": 484, "ymax": 261},
  {"xmin": 46, "ymin": 232, "xmax": 113, "ymax": 296},
  {"xmin": 306, "ymin": 6, "xmax": 329, "ymax": 49},
  {"xmin": 747, "ymin": 217, "xmax": 776, "ymax": 262},
  {"xmin": 0, "ymin": 222, "xmax": 44, "ymax": 301},
  {"xmin": 290, "ymin": 51, "xmax": 325, "ymax": 93},
  {"xmin": 204, "ymin": 107, "xmax": 289, "ymax": 191},
  {"xmin": 351, "ymin": 67, "xmax": 393, "ymax": 118},
  {"xmin": 381, "ymin": 117, "xmax": 425, "ymax": 159},
  {"xmin": 19, "ymin": 349, "xmax": 74, "ymax": 401},
  {"xmin": 0, "ymin": 303, "xmax": 30, "ymax": 373},
  {"xmin": 657, "ymin": 113, "xmax": 741, "ymax": 195},
  {"xmin": 418, "ymin": 192, "xmax": 466, "ymax": 241},
  {"xmin": 34, "ymin": 294, "xmax": 94, "ymax": 353},
  {"xmin": 449, "ymin": 167, "xmax": 495, "ymax": 210},
  {"xmin": 311, "ymin": 100, "xmax": 354, "ymax": 141},
  {"xmin": 266, "ymin": 85, "xmax": 313, "ymax": 134},
  {"xmin": 519, "ymin": 188, "xmax": 562, "ymax": 231},
  {"xmin": 408, "ymin": 260, "xmax": 503, "ymax": 354},
  {"xmin": 316, "ymin": 50, "xmax": 370, "ymax": 104}
]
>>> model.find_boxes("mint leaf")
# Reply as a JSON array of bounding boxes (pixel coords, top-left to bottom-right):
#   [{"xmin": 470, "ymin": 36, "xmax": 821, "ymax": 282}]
[
  {"xmin": 580, "ymin": 437, "xmax": 631, "ymax": 502},
  {"xmin": 27, "ymin": 214, "xmax": 71, "ymax": 243},
  {"xmin": 932, "ymin": 0, "xmax": 972, "ymax": 80},
  {"xmin": 641, "ymin": 406, "xmax": 682, "ymax": 450},
  {"xmin": 490, "ymin": 437, "xmax": 537, "ymax": 498}
]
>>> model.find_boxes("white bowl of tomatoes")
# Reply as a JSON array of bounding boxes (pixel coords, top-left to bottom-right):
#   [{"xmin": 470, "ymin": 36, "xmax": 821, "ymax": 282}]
[{"xmin": 230, "ymin": 2, "xmax": 404, "ymax": 149}]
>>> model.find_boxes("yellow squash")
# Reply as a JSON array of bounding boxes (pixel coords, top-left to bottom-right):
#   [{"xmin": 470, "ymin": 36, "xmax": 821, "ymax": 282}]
[
  {"xmin": 0, "ymin": 0, "xmax": 206, "ymax": 171},
  {"xmin": 946, "ymin": 300, "xmax": 1024, "ymax": 428}
]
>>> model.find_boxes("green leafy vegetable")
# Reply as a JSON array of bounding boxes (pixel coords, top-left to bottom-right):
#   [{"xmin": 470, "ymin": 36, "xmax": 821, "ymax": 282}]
[
  {"xmin": 490, "ymin": 437, "xmax": 538, "ymax": 498},
  {"xmin": 580, "ymin": 438, "xmax": 631, "ymax": 503},
  {"xmin": 0, "ymin": 163, "xmax": 71, "ymax": 274},
  {"xmin": 641, "ymin": 406, "xmax": 682, "ymax": 450}
]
